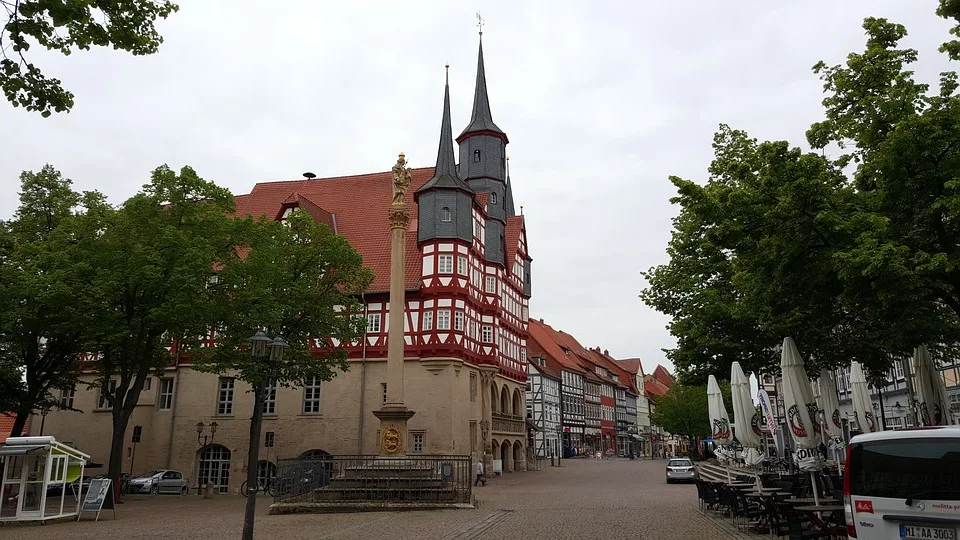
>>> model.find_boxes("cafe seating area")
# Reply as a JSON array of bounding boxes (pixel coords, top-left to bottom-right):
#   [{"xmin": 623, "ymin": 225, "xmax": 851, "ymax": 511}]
[{"xmin": 694, "ymin": 461, "xmax": 847, "ymax": 539}]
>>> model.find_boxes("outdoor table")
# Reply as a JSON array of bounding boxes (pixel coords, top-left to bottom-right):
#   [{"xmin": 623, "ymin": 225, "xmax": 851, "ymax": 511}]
[
  {"xmin": 787, "ymin": 498, "xmax": 838, "ymax": 505},
  {"xmin": 727, "ymin": 483, "xmax": 755, "ymax": 488},
  {"xmin": 795, "ymin": 505, "xmax": 846, "ymax": 532}
]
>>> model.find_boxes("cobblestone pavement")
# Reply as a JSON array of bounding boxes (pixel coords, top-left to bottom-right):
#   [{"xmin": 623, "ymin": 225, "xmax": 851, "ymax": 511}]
[{"xmin": 0, "ymin": 458, "xmax": 737, "ymax": 540}]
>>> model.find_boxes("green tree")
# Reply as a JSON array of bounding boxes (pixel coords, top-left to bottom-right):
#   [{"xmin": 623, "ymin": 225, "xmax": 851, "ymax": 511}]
[
  {"xmin": 1, "ymin": 0, "xmax": 179, "ymax": 116},
  {"xmin": 650, "ymin": 383, "xmax": 733, "ymax": 440},
  {"xmin": 87, "ymin": 164, "xmax": 235, "ymax": 486},
  {"xmin": 0, "ymin": 165, "xmax": 107, "ymax": 435},
  {"xmin": 193, "ymin": 209, "xmax": 372, "ymax": 540}
]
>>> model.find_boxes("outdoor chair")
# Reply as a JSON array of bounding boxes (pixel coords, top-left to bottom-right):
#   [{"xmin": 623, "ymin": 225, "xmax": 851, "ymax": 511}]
[
  {"xmin": 733, "ymin": 490, "xmax": 765, "ymax": 531},
  {"xmin": 775, "ymin": 502, "xmax": 831, "ymax": 540}
]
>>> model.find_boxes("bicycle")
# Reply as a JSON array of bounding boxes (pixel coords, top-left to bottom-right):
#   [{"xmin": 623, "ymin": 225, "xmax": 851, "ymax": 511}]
[{"xmin": 240, "ymin": 478, "xmax": 275, "ymax": 497}]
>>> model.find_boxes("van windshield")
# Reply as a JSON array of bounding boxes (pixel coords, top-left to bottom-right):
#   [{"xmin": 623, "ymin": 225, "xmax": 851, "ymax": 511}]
[{"xmin": 850, "ymin": 437, "xmax": 960, "ymax": 500}]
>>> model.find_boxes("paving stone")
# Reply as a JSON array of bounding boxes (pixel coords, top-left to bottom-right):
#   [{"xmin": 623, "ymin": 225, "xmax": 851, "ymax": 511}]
[{"xmin": 0, "ymin": 458, "xmax": 741, "ymax": 539}]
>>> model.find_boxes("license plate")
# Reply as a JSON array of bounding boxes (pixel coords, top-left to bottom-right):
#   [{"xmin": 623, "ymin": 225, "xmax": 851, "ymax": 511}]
[{"xmin": 900, "ymin": 524, "xmax": 956, "ymax": 540}]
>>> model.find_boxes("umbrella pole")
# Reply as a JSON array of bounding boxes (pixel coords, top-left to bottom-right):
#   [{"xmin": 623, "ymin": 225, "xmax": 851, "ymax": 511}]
[{"xmin": 810, "ymin": 470, "xmax": 820, "ymax": 506}]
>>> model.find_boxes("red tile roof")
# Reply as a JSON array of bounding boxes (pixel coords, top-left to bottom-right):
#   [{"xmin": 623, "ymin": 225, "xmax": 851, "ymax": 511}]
[
  {"xmin": 504, "ymin": 215, "xmax": 524, "ymax": 268},
  {"xmin": 235, "ymin": 167, "xmax": 438, "ymax": 294},
  {"xmin": 528, "ymin": 319, "xmax": 586, "ymax": 374},
  {"xmin": 653, "ymin": 365, "xmax": 674, "ymax": 389},
  {"xmin": 644, "ymin": 374, "xmax": 670, "ymax": 399},
  {"xmin": 616, "ymin": 358, "xmax": 644, "ymax": 377},
  {"xmin": 0, "ymin": 413, "xmax": 27, "ymax": 439}
]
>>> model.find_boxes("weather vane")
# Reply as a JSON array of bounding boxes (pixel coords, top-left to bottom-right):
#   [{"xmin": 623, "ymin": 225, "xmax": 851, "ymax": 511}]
[{"xmin": 476, "ymin": 11, "xmax": 484, "ymax": 35}]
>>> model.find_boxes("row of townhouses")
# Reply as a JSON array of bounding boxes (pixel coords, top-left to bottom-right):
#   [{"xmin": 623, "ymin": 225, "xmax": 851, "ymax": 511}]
[{"xmin": 524, "ymin": 319, "xmax": 678, "ymax": 459}]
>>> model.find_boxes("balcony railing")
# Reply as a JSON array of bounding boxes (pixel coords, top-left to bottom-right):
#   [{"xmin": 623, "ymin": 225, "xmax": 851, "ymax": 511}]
[{"xmin": 492, "ymin": 412, "xmax": 525, "ymax": 434}]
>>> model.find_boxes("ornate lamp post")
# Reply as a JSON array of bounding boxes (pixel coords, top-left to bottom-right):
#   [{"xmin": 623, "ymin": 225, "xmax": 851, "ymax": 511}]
[
  {"xmin": 196, "ymin": 421, "xmax": 219, "ymax": 447},
  {"xmin": 242, "ymin": 330, "xmax": 288, "ymax": 540}
]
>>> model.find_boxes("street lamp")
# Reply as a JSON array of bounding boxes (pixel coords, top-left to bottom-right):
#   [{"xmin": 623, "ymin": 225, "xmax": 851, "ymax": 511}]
[
  {"xmin": 242, "ymin": 331, "xmax": 289, "ymax": 540},
  {"xmin": 196, "ymin": 421, "xmax": 218, "ymax": 447}
]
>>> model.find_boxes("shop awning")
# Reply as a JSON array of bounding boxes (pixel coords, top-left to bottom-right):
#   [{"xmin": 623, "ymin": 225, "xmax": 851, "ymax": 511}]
[
  {"xmin": 0, "ymin": 444, "xmax": 46, "ymax": 456},
  {"xmin": 630, "ymin": 434, "xmax": 646, "ymax": 441}
]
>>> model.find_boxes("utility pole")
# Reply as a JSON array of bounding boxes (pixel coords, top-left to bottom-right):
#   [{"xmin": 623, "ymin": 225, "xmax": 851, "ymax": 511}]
[{"xmin": 901, "ymin": 355, "xmax": 918, "ymax": 426}]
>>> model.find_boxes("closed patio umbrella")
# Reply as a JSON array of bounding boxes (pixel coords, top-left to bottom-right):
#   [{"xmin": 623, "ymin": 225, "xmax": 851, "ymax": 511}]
[
  {"xmin": 815, "ymin": 369, "xmax": 844, "ymax": 460},
  {"xmin": 850, "ymin": 361, "xmax": 880, "ymax": 433},
  {"xmin": 913, "ymin": 345, "xmax": 952, "ymax": 426},
  {"xmin": 731, "ymin": 362, "xmax": 762, "ymax": 467},
  {"xmin": 780, "ymin": 337, "xmax": 825, "ymax": 504},
  {"xmin": 707, "ymin": 374, "xmax": 733, "ymax": 481}
]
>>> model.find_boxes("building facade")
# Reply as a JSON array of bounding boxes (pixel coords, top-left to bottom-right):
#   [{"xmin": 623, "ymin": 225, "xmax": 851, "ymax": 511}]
[
  {"xmin": 526, "ymin": 358, "xmax": 561, "ymax": 459},
  {"xmin": 29, "ymin": 39, "xmax": 534, "ymax": 494}
]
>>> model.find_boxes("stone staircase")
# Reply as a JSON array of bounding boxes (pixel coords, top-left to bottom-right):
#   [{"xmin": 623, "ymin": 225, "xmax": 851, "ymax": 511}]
[
  {"xmin": 695, "ymin": 460, "xmax": 758, "ymax": 483},
  {"xmin": 269, "ymin": 458, "xmax": 474, "ymax": 514}
]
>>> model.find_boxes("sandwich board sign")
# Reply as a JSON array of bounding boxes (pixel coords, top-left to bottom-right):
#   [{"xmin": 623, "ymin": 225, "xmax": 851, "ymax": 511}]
[{"xmin": 78, "ymin": 478, "xmax": 116, "ymax": 521}]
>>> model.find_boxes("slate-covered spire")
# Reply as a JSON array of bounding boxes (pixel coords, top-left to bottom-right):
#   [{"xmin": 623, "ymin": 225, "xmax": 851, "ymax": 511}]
[
  {"xmin": 417, "ymin": 66, "xmax": 473, "ymax": 195},
  {"xmin": 459, "ymin": 37, "xmax": 504, "ymax": 138}
]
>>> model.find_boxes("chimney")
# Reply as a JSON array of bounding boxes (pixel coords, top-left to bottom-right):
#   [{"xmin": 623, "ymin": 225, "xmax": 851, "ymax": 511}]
[
  {"xmin": 604, "ymin": 349, "xmax": 609, "ymax": 356},
  {"xmin": 539, "ymin": 318, "xmax": 544, "ymax": 323}
]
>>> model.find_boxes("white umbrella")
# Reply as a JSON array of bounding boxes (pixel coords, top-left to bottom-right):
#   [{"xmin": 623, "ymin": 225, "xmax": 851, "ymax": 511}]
[
  {"xmin": 731, "ymin": 362, "xmax": 763, "ymax": 466},
  {"xmin": 850, "ymin": 361, "xmax": 880, "ymax": 433},
  {"xmin": 708, "ymin": 374, "xmax": 733, "ymax": 481},
  {"xmin": 781, "ymin": 337, "xmax": 825, "ymax": 504},
  {"xmin": 913, "ymin": 345, "xmax": 952, "ymax": 426},
  {"xmin": 816, "ymin": 369, "xmax": 844, "ymax": 460}
]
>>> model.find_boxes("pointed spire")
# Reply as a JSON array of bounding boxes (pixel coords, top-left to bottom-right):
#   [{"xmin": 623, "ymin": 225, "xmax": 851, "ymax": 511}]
[
  {"xmin": 416, "ymin": 66, "xmax": 473, "ymax": 196},
  {"xmin": 459, "ymin": 36, "xmax": 504, "ymax": 138}
]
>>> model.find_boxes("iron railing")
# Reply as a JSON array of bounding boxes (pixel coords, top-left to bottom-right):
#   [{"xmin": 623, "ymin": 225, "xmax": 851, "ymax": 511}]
[{"xmin": 273, "ymin": 454, "xmax": 472, "ymax": 505}]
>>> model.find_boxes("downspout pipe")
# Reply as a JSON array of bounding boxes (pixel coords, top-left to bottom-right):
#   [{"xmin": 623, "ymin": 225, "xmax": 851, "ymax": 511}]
[{"xmin": 357, "ymin": 294, "xmax": 368, "ymax": 454}]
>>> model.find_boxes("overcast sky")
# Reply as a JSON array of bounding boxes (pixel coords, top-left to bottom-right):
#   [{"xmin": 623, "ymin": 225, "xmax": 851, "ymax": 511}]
[{"xmin": 1, "ymin": 1, "xmax": 955, "ymax": 377}]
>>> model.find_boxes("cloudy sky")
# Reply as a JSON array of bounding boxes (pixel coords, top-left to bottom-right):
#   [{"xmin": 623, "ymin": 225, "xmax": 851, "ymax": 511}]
[{"xmin": 1, "ymin": 1, "xmax": 955, "ymax": 376}]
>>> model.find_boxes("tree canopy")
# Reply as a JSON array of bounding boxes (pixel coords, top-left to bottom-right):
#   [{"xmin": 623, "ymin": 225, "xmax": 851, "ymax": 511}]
[
  {"xmin": 1, "ymin": 0, "xmax": 179, "ymax": 116},
  {"xmin": 0, "ymin": 165, "xmax": 107, "ymax": 435},
  {"xmin": 643, "ymin": 9, "xmax": 960, "ymax": 384},
  {"xmin": 650, "ymin": 384, "xmax": 733, "ymax": 439}
]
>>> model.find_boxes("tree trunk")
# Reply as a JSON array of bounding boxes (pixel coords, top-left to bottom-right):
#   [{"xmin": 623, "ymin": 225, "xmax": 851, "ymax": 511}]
[
  {"xmin": 242, "ymin": 382, "xmax": 265, "ymax": 540},
  {"xmin": 109, "ymin": 407, "xmax": 134, "ymax": 486},
  {"xmin": 10, "ymin": 408, "xmax": 30, "ymax": 437}
]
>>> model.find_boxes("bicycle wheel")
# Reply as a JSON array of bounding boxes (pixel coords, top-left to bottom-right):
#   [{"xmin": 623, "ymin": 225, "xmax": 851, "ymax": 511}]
[{"xmin": 240, "ymin": 480, "xmax": 249, "ymax": 497}]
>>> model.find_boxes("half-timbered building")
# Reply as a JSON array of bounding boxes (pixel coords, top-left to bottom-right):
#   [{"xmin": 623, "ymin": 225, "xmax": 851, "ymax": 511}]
[
  {"xmin": 29, "ymin": 38, "xmax": 534, "ymax": 494},
  {"xmin": 525, "ymin": 353, "xmax": 561, "ymax": 459}
]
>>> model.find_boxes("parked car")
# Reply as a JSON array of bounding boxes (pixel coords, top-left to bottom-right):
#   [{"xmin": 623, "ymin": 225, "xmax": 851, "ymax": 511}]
[
  {"xmin": 127, "ymin": 470, "xmax": 188, "ymax": 495},
  {"xmin": 844, "ymin": 426, "xmax": 960, "ymax": 540},
  {"xmin": 665, "ymin": 458, "xmax": 696, "ymax": 484}
]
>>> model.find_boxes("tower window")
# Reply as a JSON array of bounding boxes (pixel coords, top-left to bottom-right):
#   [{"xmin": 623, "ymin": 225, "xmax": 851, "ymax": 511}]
[
  {"xmin": 440, "ymin": 207, "xmax": 451, "ymax": 222},
  {"xmin": 490, "ymin": 192, "xmax": 497, "ymax": 205},
  {"xmin": 473, "ymin": 149, "xmax": 481, "ymax": 163}
]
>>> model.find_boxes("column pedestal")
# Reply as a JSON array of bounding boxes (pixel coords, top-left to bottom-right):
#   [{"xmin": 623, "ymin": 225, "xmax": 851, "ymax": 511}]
[{"xmin": 373, "ymin": 406, "xmax": 416, "ymax": 457}]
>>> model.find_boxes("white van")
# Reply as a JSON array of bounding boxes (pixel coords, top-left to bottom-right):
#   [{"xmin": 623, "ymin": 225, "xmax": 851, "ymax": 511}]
[{"xmin": 844, "ymin": 426, "xmax": 960, "ymax": 539}]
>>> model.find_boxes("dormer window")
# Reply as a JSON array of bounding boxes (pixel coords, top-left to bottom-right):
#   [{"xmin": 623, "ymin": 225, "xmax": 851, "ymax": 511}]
[
  {"xmin": 490, "ymin": 192, "xmax": 497, "ymax": 205},
  {"xmin": 473, "ymin": 150, "xmax": 481, "ymax": 162},
  {"xmin": 440, "ymin": 207, "xmax": 451, "ymax": 222}
]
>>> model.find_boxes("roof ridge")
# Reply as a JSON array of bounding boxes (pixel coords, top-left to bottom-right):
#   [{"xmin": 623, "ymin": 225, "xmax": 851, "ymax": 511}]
[{"xmin": 253, "ymin": 166, "xmax": 436, "ymax": 187}]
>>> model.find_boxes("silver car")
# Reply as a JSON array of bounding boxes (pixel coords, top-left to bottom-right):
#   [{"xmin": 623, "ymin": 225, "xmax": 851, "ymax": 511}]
[
  {"xmin": 665, "ymin": 458, "xmax": 696, "ymax": 484},
  {"xmin": 128, "ymin": 470, "xmax": 189, "ymax": 495}
]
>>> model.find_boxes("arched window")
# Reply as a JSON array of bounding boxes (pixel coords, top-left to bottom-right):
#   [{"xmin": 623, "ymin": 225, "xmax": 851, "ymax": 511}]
[
  {"xmin": 440, "ymin": 207, "xmax": 451, "ymax": 222},
  {"xmin": 473, "ymin": 149, "xmax": 481, "ymax": 162},
  {"xmin": 490, "ymin": 192, "xmax": 497, "ymax": 205}
]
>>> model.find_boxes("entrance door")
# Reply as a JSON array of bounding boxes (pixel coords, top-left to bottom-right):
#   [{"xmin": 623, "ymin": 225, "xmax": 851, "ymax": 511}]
[{"xmin": 198, "ymin": 445, "xmax": 231, "ymax": 494}]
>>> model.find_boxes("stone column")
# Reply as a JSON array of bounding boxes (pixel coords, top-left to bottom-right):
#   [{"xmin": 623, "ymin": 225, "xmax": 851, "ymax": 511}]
[
  {"xmin": 373, "ymin": 154, "xmax": 415, "ymax": 456},
  {"xmin": 479, "ymin": 366, "xmax": 497, "ymax": 472}
]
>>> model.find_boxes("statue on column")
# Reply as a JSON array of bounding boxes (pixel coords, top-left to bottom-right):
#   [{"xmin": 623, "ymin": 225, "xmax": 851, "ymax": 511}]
[{"xmin": 391, "ymin": 153, "xmax": 411, "ymax": 206}]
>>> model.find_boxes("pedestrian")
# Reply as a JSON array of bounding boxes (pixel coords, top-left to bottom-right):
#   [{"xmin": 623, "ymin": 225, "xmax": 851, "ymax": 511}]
[{"xmin": 474, "ymin": 457, "xmax": 486, "ymax": 486}]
